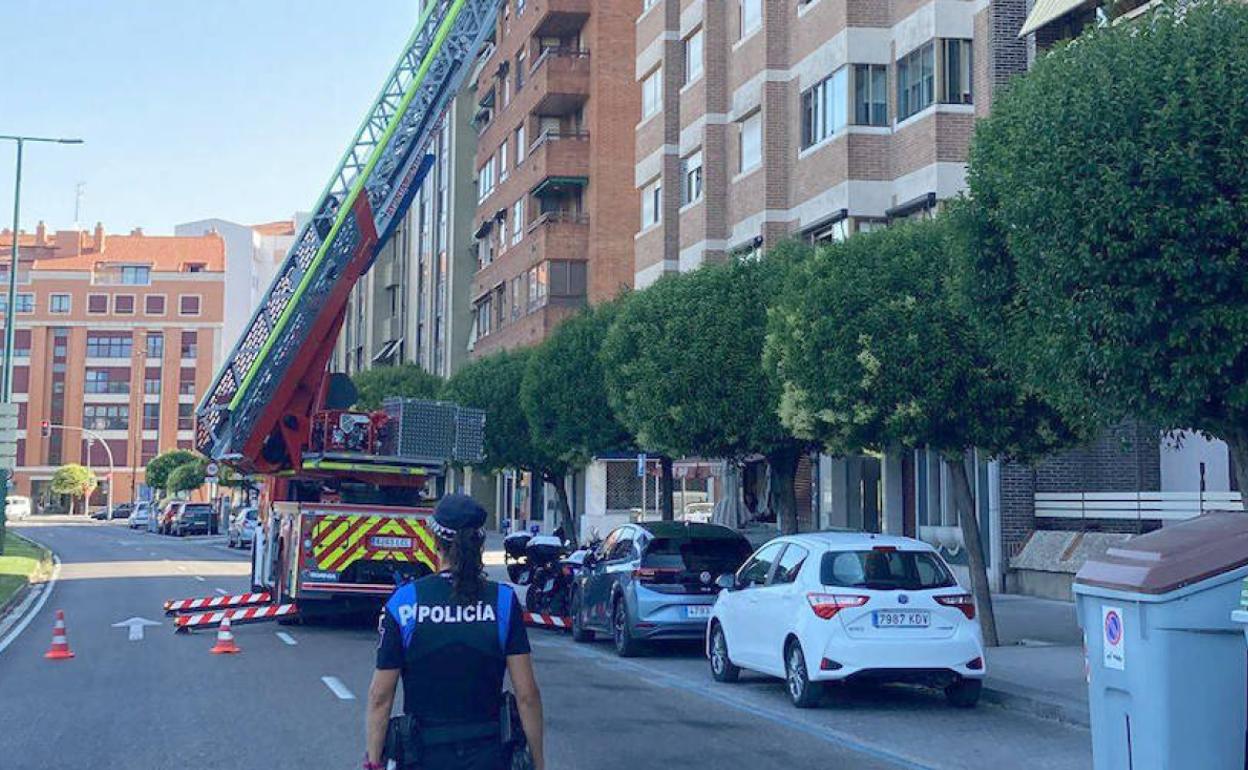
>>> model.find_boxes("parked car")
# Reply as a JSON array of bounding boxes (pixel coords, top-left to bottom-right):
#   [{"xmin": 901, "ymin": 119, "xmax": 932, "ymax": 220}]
[
  {"xmin": 227, "ymin": 507, "xmax": 258, "ymax": 548},
  {"xmin": 129, "ymin": 502, "xmax": 153, "ymax": 530},
  {"xmin": 92, "ymin": 503, "xmax": 133, "ymax": 521},
  {"xmin": 172, "ymin": 502, "xmax": 213, "ymax": 537},
  {"xmin": 5, "ymin": 495, "xmax": 31, "ymax": 520},
  {"xmin": 157, "ymin": 502, "xmax": 181, "ymax": 535},
  {"xmin": 706, "ymin": 532, "xmax": 985, "ymax": 709},
  {"xmin": 570, "ymin": 521, "xmax": 754, "ymax": 657}
]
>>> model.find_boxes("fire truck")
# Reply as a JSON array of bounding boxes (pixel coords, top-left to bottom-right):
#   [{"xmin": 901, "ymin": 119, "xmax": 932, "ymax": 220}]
[{"xmin": 188, "ymin": 0, "xmax": 500, "ymax": 624}]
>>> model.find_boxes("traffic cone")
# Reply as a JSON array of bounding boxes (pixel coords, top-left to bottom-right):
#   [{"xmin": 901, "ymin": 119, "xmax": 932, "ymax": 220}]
[
  {"xmin": 43, "ymin": 610, "xmax": 75, "ymax": 660},
  {"xmin": 210, "ymin": 617, "xmax": 241, "ymax": 654}
]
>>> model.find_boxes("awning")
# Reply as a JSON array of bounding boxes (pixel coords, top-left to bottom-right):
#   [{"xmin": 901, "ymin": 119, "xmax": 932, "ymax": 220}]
[
  {"xmin": 531, "ymin": 176, "xmax": 588, "ymax": 196},
  {"xmin": 473, "ymin": 219, "xmax": 493, "ymax": 239},
  {"xmin": 1019, "ymin": 0, "xmax": 1090, "ymax": 36},
  {"xmin": 886, "ymin": 191, "xmax": 936, "ymax": 220},
  {"xmin": 371, "ymin": 338, "xmax": 402, "ymax": 363}
]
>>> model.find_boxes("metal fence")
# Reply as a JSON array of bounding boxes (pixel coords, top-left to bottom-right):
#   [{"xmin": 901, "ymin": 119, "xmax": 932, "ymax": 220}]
[{"xmin": 1034, "ymin": 491, "xmax": 1244, "ymax": 522}]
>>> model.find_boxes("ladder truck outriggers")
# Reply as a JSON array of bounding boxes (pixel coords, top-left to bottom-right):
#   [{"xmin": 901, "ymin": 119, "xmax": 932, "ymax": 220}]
[{"xmin": 171, "ymin": 0, "xmax": 502, "ymax": 632}]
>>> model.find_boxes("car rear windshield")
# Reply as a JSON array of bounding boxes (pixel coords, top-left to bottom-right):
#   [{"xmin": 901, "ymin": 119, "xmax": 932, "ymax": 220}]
[
  {"xmin": 820, "ymin": 549, "xmax": 956, "ymax": 591},
  {"xmin": 183, "ymin": 505, "xmax": 212, "ymax": 516},
  {"xmin": 643, "ymin": 537, "xmax": 753, "ymax": 574}
]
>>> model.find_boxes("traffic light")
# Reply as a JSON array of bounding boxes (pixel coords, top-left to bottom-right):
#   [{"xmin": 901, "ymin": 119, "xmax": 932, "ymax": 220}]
[{"xmin": 40, "ymin": 420, "xmax": 50, "ymax": 438}]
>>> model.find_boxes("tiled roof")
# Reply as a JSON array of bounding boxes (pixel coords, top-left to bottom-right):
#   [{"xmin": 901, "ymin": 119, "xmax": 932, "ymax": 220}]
[
  {"xmin": 252, "ymin": 220, "xmax": 296, "ymax": 236},
  {"xmin": 7, "ymin": 230, "xmax": 226, "ymax": 273}
]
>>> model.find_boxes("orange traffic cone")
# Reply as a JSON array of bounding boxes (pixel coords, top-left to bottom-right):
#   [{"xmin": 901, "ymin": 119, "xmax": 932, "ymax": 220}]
[
  {"xmin": 43, "ymin": 609, "xmax": 75, "ymax": 660},
  {"xmin": 210, "ymin": 617, "xmax": 241, "ymax": 654}
]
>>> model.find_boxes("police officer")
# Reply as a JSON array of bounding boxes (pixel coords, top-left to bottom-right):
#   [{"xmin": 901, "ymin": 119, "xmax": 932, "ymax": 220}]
[{"xmin": 364, "ymin": 494, "xmax": 545, "ymax": 770}]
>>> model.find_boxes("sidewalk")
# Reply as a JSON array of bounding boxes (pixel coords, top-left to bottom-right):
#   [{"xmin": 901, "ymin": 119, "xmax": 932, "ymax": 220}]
[{"xmin": 983, "ymin": 593, "xmax": 1089, "ymax": 727}]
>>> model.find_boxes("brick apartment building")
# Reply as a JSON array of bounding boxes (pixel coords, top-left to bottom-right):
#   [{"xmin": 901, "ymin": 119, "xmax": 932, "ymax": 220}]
[
  {"xmin": 0, "ymin": 223, "xmax": 225, "ymax": 510},
  {"xmin": 468, "ymin": 0, "xmax": 640, "ymax": 357}
]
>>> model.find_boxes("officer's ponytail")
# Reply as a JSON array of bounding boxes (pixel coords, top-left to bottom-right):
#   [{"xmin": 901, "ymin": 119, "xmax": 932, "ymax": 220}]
[{"xmin": 444, "ymin": 527, "xmax": 486, "ymax": 603}]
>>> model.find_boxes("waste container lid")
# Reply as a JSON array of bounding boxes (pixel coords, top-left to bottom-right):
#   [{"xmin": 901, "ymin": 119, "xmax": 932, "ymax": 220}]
[{"xmin": 1074, "ymin": 512, "xmax": 1248, "ymax": 595}]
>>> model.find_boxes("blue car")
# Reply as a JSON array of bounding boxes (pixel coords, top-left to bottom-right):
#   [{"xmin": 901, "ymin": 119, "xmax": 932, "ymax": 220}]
[{"xmin": 570, "ymin": 521, "xmax": 753, "ymax": 656}]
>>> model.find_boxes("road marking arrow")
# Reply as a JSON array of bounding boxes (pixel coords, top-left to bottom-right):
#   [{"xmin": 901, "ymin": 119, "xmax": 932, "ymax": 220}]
[{"xmin": 112, "ymin": 617, "xmax": 162, "ymax": 641}]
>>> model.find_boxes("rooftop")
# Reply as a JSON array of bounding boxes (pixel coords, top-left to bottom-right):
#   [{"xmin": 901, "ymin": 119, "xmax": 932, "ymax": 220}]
[{"xmin": 1, "ymin": 222, "xmax": 225, "ymax": 273}]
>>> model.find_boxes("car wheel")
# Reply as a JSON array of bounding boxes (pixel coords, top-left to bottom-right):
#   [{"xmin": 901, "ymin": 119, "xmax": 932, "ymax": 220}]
[
  {"xmin": 570, "ymin": 589, "xmax": 594, "ymax": 643},
  {"xmin": 709, "ymin": 622, "xmax": 740, "ymax": 683},
  {"xmin": 945, "ymin": 679, "xmax": 982, "ymax": 709},
  {"xmin": 785, "ymin": 639, "xmax": 822, "ymax": 709},
  {"xmin": 612, "ymin": 598, "xmax": 641, "ymax": 658}
]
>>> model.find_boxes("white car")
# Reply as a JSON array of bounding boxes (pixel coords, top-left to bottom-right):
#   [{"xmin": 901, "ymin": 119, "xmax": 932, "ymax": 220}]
[
  {"xmin": 706, "ymin": 532, "xmax": 985, "ymax": 709},
  {"xmin": 129, "ymin": 502, "xmax": 153, "ymax": 529},
  {"xmin": 5, "ymin": 495, "xmax": 31, "ymax": 520}
]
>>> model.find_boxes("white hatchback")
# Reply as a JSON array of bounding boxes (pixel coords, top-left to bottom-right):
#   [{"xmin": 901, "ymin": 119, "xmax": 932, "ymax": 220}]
[{"xmin": 706, "ymin": 532, "xmax": 985, "ymax": 709}]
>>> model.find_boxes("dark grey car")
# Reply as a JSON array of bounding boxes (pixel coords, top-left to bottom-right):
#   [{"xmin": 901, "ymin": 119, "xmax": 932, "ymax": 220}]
[{"xmin": 570, "ymin": 521, "xmax": 753, "ymax": 657}]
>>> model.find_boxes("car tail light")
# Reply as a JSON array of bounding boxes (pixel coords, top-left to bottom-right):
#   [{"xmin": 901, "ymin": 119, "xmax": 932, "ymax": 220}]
[
  {"xmin": 936, "ymin": 593, "xmax": 976, "ymax": 620},
  {"xmin": 633, "ymin": 567, "xmax": 680, "ymax": 583},
  {"xmin": 871, "ymin": 545, "xmax": 897, "ymax": 553},
  {"xmin": 820, "ymin": 658, "xmax": 843, "ymax": 671},
  {"xmin": 966, "ymin": 657, "xmax": 984, "ymax": 671},
  {"xmin": 806, "ymin": 593, "xmax": 868, "ymax": 620}
]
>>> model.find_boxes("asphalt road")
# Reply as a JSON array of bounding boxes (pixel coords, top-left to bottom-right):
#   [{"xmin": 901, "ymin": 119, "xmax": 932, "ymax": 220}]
[{"xmin": 0, "ymin": 519, "xmax": 1092, "ymax": 770}]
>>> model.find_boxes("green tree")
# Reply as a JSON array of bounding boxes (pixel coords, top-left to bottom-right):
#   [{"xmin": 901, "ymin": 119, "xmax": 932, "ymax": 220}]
[
  {"xmin": 51, "ymin": 464, "xmax": 98, "ymax": 516},
  {"xmin": 441, "ymin": 350, "xmax": 574, "ymax": 537},
  {"xmin": 603, "ymin": 254, "xmax": 811, "ymax": 533},
  {"xmin": 352, "ymin": 363, "xmax": 443, "ymax": 411},
  {"xmin": 520, "ymin": 302, "xmax": 632, "ymax": 475},
  {"xmin": 167, "ymin": 460, "xmax": 207, "ymax": 495},
  {"xmin": 956, "ymin": 1, "xmax": 1248, "ymax": 496},
  {"xmin": 767, "ymin": 221, "xmax": 1079, "ymax": 645},
  {"xmin": 145, "ymin": 450, "xmax": 199, "ymax": 494}
]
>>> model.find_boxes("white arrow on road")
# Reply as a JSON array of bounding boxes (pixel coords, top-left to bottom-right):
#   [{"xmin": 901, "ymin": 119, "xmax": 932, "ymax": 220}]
[{"xmin": 112, "ymin": 617, "xmax": 162, "ymax": 641}]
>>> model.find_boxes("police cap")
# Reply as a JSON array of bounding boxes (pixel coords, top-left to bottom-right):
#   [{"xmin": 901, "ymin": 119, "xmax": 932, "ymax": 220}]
[{"xmin": 430, "ymin": 493, "xmax": 487, "ymax": 540}]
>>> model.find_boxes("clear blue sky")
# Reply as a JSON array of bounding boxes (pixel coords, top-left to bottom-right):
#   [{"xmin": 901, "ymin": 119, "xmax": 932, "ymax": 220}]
[{"xmin": 0, "ymin": 0, "xmax": 421, "ymax": 235}]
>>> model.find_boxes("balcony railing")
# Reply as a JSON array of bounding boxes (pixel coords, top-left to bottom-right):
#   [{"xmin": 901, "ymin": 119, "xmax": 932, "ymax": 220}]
[{"xmin": 1034, "ymin": 491, "xmax": 1244, "ymax": 522}]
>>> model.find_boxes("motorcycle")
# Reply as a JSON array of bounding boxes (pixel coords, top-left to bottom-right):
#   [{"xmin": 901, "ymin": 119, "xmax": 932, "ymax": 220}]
[
  {"xmin": 503, "ymin": 531, "xmax": 534, "ymax": 586},
  {"xmin": 523, "ymin": 534, "xmax": 570, "ymax": 615}
]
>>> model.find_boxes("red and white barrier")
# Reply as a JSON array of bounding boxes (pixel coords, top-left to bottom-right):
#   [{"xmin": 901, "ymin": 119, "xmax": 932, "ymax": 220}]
[
  {"xmin": 174, "ymin": 603, "xmax": 297, "ymax": 632},
  {"xmin": 164, "ymin": 592, "xmax": 272, "ymax": 616},
  {"xmin": 523, "ymin": 612, "xmax": 571, "ymax": 631}
]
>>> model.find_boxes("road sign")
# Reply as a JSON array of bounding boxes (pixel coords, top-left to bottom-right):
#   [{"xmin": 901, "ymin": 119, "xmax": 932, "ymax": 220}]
[
  {"xmin": 636, "ymin": 453, "xmax": 646, "ymax": 477},
  {"xmin": 1102, "ymin": 606, "xmax": 1125, "ymax": 670},
  {"xmin": 205, "ymin": 462, "xmax": 219, "ymax": 477}
]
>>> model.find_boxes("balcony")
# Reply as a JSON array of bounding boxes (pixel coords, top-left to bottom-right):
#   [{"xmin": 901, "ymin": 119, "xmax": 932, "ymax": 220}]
[
  {"xmin": 529, "ymin": 47, "xmax": 590, "ymax": 116},
  {"xmin": 527, "ymin": 131, "xmax": 590, "ymax": 195},
  {"xmin": 526, "ymin": 211, "xmax": 589, "ymax": 262},
  {"xmin": 531, "ymin": 0, "xmax": 590, "ymax": 37}
]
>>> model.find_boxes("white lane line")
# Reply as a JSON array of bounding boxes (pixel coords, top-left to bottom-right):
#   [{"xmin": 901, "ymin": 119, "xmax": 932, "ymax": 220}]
[
  {"xmin": 0, "ymin": 554, "xmax": 61, "ymax": 657},
  {"xmin": 321, "ymin": 676, "xmax": 355, "ymax": 700},
  {"xmin": 276, "ymin": 632, "xmax": 298, "ymax": 646},
  {"xmin": 193, "ymin": 576, "xmax": 206, "ymax": 582},
  {"xmin": 175, "ymin": 565, "xmax": 187, "ymax": 572},
  {"xmin": 215, "ymin": 588, "xmax": 229, "ymax": 595}
]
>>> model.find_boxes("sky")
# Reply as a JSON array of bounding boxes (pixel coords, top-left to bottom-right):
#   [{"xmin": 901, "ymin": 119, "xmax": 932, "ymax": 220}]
[{"xmin": 0, "ymin": 0, "xmax": 422, "ymax": 235}]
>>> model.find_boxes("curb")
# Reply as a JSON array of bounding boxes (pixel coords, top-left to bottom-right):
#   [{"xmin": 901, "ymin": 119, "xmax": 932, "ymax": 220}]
[
  {"xmin": 981, "ymin": 677, "xmax": 1090, "ymax": 728},
  {"xmin": 0, "ymin": 533, "xmax": 53, "ymax": 617}
]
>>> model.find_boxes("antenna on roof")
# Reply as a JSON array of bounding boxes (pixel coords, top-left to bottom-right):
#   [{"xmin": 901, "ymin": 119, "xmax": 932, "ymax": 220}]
[{"xmin": 73, "ymin": 182, "xmax": 85, "ymax": 229}]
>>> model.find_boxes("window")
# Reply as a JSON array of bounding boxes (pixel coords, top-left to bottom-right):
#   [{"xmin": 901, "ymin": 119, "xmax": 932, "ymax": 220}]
[
  {"xmin": 145, "ymin": 295, "xmax": 165, "ymax": 315},
  {"xmin": 474, "ymin": 296, "xmax": 493, "ymax": 338},
  {"xmin": 820, "ymin": 549, "xmax": 956, "ymax": 590},
  {"xmin": 145, "ymin": 368, "xmax": 162, "ymax": 395},
  {"xmin": 86, "ymin": 334, "xmax": 132, "ymax": 358},
  {"xmin": 120, "ymin": 265, "xmax": 151, "ymax": 285},
  {"xmin": 801, "ymin": 67, "xmax": 848, "ymax": 149},
  {"xmin": 774, "ymin": 544, "xmax": 810, "ymax": 584},
  {"xmin": 547, "ymin": 261, "xmax": 587, "ymax": 298},
  {"xmin": 643, "ymin": 0, "xmax": 658, "ymax": 9},
  {"xmin": 853, "ymin": 64, "xmax": 889, "ymax": 126},
  {"xmin": 499, "ymin": 140, "xmax": 509, "ymax": 182},
  {"xmin": 146, "ymin": 332, "xmax": 163, "ymax": 359},
  {"xmin": 87, "ymin": 294, "xmax": 108, "ymax": 314},
  {"xmin": 516, "ymin": 51, "xmax": 527, "ymax": 91},
  {"xmin": 808, "ymin": 218, "xmax": 849, "ymax": 246},
  {"xmin": 479, "ymin": 157, "xmax": 495, "ymax": 201},
  {"xmin": 177, "ymin": 402, "xmax": 194, "ymax": 431},
  {"xmin": 739, "ymin": 0, "xmax": 762, "ymax": 38},
  {"xmin": 940, "ymin": 39, "xmax": 973, "ymax": 105},
  {"xmin": 509, "ymin": 277, "xmax": 523, "ymax": 321},
  {"xmin": 737, "ymin": 542, "xmax": 784, "ymax": 586},
  {"xmin": 85, "ymin": 369, "xmax": 130, "ymax": 395},
  {"xmin": 642, "ymin": 179, "xmax": 662, "ymax": 227},
  {"xmin": 683, "ymin": 28, "xmax": 704, "ymax": 84},
  {"xmin": 178, "ymin": 294, "xmax": 201, "ymax": 316},
  {"xmin": 526, "ymin": 263, "xmax": 548, "ymax": 310},
  {"xmin": 3, "ymin": 293, "xmax": 36, "ymax": 314},
  {"xmin": 142, "ymin": 403, "xmax": 160, "ymax": 430},
  {"xmin": 739, "ymin": 112, "xmax": 762, "ymax": 172},
  {"xmin": 83, "ymin": 404, "xmax": 129, "ymax": 430},
  {"xmin": 179, "ymin": 367, "xmax": 196, "ymax": 396},
  {"xmin": 113, "ymin": 295, "xmax": 135, "ymax": 315},
  {"xmin": 515, "ymin": 124, "xmax": 526, "ymax": 165},
  {"xmin": 501, "ymin": 74, "xmax": 510, "ymax": 108},
  {"xmin": 608, "ymin": 533, "xmax": 636, "ymax": 561},
  {"xmin": 512, "ymin": 198, "xmax": 525, "ymax": 245},
  {"xmin": 181, "ymin": 331, "xmax": 198, "ymax": 359},
  {"xmin": 642, "ymin": 67, "xmax": 663, "ymax": 118},
  {"xmin": 681, "ymin": 150, "xmax": 703, "ymax": 206},
  {"xmin": 49, "ymin": 294, "xmax": 70, "ymax": 314},
  {"xmin": 897, "ymin": 42, "xmax": 935, "ymax": 121}
]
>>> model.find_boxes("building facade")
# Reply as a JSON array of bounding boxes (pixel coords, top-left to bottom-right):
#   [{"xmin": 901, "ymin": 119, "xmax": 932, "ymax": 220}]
[
  {"xmin": 0, "ymin": 223, "xmax": 225, "ymax": 509},
  {"xmin": 467, "ymin": 0, "xmax": 640, "ymax": 357}
]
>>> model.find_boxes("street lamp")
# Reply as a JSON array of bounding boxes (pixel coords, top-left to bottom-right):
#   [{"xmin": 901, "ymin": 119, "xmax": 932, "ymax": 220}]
[{"xmin": 0, "ymin": 134, "xmax": 83, "ymax": 548}]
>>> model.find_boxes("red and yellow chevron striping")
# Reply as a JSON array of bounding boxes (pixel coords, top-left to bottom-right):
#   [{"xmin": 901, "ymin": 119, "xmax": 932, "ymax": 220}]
[{"xmin": 311, "ymin": 515, "xmax": 437, "ymax": 574}]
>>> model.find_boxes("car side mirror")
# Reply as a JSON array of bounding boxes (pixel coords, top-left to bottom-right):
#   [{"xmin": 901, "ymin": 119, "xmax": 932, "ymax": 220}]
[{"xmin": 716, "ymin": 574, "xmax": 737, "ymax": 591}]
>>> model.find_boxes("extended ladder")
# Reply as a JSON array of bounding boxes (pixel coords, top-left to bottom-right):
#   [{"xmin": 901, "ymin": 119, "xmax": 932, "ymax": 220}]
[{"xmin": 196, "ymin": 0, "xmax": 501, "ymax": 471}]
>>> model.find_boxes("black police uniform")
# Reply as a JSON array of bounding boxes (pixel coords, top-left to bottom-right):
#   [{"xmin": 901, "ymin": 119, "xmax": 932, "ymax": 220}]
[{"xmin": 377, "ymin": 572, "xmax": 530, "ymax": 770}]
